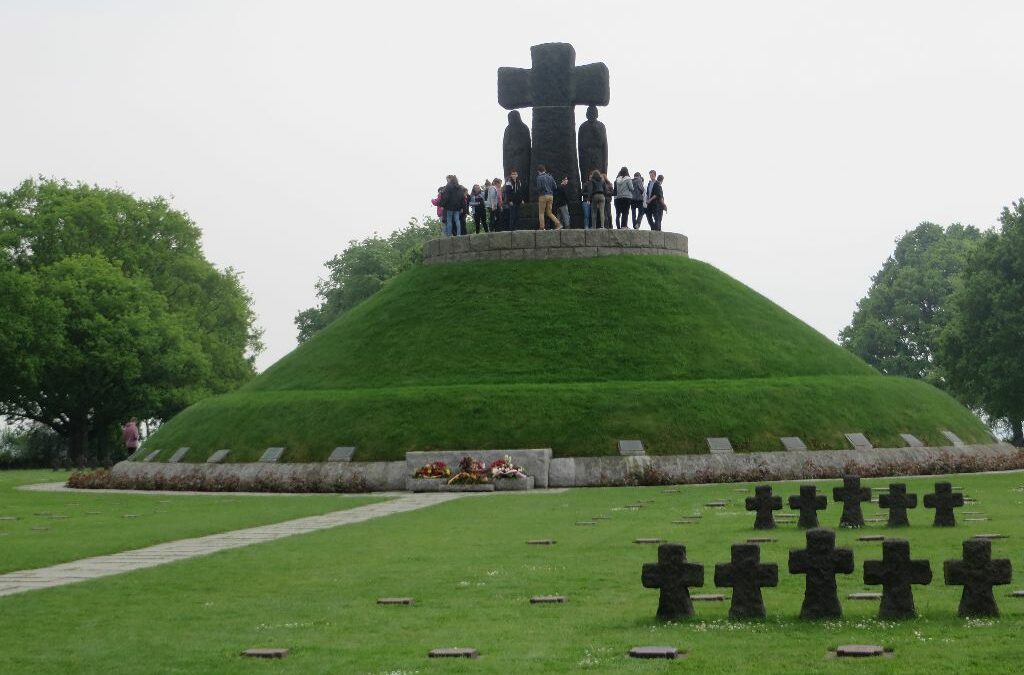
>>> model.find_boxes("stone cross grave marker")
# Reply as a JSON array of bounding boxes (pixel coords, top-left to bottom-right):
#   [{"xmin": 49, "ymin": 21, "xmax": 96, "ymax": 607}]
[
  {"xmin": 780, "ymin": 436, "xmax": 807, "ymax": 451},
  {"xmin": 328, "ymin": 447, "xmax": 356, "ymax": 462},
  {"xmin": 899, "ymin": 433, "xmax": 925, "ymax": 448},
  {"xmin": 259, "ymin": 447, "xmax": 285, "ymax": 463},
  {"xmin": 924, "ymin": 482, "xmax": 964, "ymax": 527},
  {"xmin": 941, "ymin": 430, "xmax": 965, "ymax": 447},
  {"xmin": 617, "ymin": 439, "xmax": 645, "ymax": 456},
  {"xmin": 206, "ymin": 449, "xmax": 230, "ymax": 464},
  {"xmin": 714, "ymin": 543, "xmax": 779, "ymax": 619},
  {"xmin": 706, "ymin": 437, "xmax": 734, "ymax": 454},
  {"xmin": 789, "ymin": 528, "xmax": 855, "ymax": 619},
  {"xmin": 833, "ymin": 475, "xmax": 871, "ymax": 528},
  {"xmin": 498, "ymin": 43, "xmax": 609, "ymax": 203},
  {"xmin": 142, "ymin": 449, "xmax": 161, "ymax": 462},
  {"xmin": 641, "ymin": 543, "xmax": 705, "ymax": 621},
  {"xmin": 944, "ymin": 538, "xmax": 1012, "ymax": 617},
  {"xmin": 168, "ymin": 447, "xmax": 190, "ymax": 463},
  {"xmin": 788, "ymin": 485, "xmax": 827, "ymax": 529},
  {"xmin": 863, "ymin": 539, "xmax": 932, "ymax": 619},
  {"xmin": 878, "ymin": 483, "xmax": 918, "ymax": 527},
  {"xmin": 745, "ymin": 485, "xmax": 783, "ymax": 530},
  {"xmin": 844, "ymin": 433, "xmax": 873, "ymax": 450}
]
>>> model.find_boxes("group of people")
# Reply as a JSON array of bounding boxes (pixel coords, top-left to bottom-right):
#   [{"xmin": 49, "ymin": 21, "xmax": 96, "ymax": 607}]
[{"xmin": 433, "ymin": 166, "xmax": 666, "ymax": 236}]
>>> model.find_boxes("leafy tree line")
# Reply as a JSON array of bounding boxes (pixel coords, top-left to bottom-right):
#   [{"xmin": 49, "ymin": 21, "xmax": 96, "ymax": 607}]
[
  {"xmin": 841, "ymin": 200, "xmax": 1024, "ymax": 445},
  {"xmin": 294, "ymin": 217, "xmax": 441, "ymax": 343},
  {"xmin": 0, "ymin": 178, "xmax": 263, "ymax": 465}
]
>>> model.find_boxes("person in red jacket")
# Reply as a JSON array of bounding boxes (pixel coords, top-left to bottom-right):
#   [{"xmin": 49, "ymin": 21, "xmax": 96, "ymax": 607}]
[{"xmin": 122, "ymin": 418, "xmax": 140, "ymax": 457}]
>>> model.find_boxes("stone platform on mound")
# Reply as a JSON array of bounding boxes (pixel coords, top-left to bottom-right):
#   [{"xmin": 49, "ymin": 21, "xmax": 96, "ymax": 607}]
[{"xmin": 422, "ymin": 229, "xmax": 688, "ymax": 265}]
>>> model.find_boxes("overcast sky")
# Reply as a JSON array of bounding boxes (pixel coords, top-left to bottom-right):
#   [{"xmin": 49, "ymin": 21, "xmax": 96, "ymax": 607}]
[{"xmin": 3, "ymin": 1, "xmax": 1022, "ymax": 371}]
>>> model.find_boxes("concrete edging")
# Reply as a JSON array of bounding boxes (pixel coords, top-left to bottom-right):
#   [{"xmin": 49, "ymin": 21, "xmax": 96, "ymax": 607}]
[{"xmin": 422, "ymin": 229, "xmax": 688, "ymax": 265}]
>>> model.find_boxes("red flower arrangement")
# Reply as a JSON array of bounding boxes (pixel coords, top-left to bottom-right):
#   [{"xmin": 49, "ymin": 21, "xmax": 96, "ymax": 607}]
[
  {"xmin": 412, "ymin": 461, "xmax": 451, "ymax": 479},
  {"xmin": 447, "ymin": 456, "xmax": 491, "ymax": 485}
]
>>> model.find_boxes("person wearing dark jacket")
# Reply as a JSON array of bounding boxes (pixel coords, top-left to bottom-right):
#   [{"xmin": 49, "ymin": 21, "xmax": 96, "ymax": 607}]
[
  {"xmin": 630, "ymin": 172, "xmax": 645, "ymax": 229},
  {"xmin": 503, "ymin": 170, "xmax": 524, "ymax": 230},
  {"xmin": 553, "ymin": 176, "xmax": 571, "ymax": 229},
  {"xmin": 588, "ymin": 170, "xmax": 607, "ymax": 229},
  {"xmin": 647, "ymin": 174, "xmax": 665, "ymax": 231},
  {"xmin": 443, "ymin": 175, "xmax": 465, "ymax": 237}
]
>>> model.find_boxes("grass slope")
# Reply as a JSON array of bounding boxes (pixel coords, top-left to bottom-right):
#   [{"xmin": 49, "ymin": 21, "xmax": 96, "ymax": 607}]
[
  {"xmin": 0, "ymin": 470, "xmax": 383, "ymax": 573},
  {"xmin": 148, "ymin": 256, "xmax": 991, "ymax": 460},
  {"xmin": 0, "ymin": 472, "xmax": 1021, "ymax": 673}
]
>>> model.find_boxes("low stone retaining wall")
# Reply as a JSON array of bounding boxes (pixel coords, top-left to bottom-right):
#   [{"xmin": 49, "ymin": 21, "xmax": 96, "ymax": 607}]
[
  {"xmin": 421, "ymin": 229, "xmax": 688, "ymax": 265},
  {"xmin": 109, "ymin": 443, "xmax": 1019, "ymax": 493}
]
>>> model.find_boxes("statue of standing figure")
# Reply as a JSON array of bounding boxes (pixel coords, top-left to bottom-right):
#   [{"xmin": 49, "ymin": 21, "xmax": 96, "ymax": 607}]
[
  {"xmin": 503, "ymin": 111, "xmax": 532, "ymax": 199},
  {"xmin": 577, "ymin": 105, "xmax": 608, "ymax": 181}
]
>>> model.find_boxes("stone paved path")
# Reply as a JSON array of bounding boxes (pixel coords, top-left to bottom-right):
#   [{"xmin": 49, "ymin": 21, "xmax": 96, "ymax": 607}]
[{"xmin": 0, "ymin": 492, "xmax": 464, "ymax": 598}]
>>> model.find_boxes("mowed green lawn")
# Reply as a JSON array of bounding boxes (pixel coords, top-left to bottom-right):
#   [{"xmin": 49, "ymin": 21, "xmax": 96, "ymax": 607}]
[
  {"xmin": 1, "ymin": 471, "xmax": 1023, "ymax": 673},
  {"xmin": 0, "ymin": 470, "xmax": 384, "ymax": 573}
]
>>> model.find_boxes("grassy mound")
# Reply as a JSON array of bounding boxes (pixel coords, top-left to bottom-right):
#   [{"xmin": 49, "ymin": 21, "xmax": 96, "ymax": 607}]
[{"xmin": 147, "ymin": 255, "xmax": 991, "ymax": 461}]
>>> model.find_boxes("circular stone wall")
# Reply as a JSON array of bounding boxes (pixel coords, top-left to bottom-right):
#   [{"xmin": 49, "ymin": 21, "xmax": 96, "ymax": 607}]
[{"xmin": 422, "ymin": 229, "xmax": 688, "ymax": 265}]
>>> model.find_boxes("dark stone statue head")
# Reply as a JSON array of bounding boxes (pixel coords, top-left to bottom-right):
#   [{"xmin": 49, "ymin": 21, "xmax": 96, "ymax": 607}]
[
  {"xmin": 508, "ymin": 110, "xmax": 522, "ymax": 125},
  {"xmin": 586, "ymin": 105, "xmax": 598, "ymax": 121}
]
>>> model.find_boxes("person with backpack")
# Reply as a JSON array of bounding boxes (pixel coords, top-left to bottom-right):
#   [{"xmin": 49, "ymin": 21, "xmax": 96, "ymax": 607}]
[{"xmin": 588, "ymin": 169, "xmax": 607, "ymax": 229}]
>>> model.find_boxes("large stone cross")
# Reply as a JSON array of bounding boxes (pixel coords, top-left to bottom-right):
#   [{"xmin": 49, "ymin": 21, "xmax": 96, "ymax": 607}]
[
  {"xmin": 832, "ymin": 475, "xmax": 871, "ymax": 528},
  {"xmin": 714, "ymin": 543, "xmax": 779, "ymax": 619},
  {"xmin": 944, "ymin": 539, "xmax": 1012, "ymax": 617},
  {"xmin": 498, "ymin": 43, "xmax": 609, "ymax": 202},
  {"xmin": 878, "ymin": 483, "xmax": 918, "ymax": 527},
  {"xmin": 745, "ymin": 485, "xmax": 783, "ymax": 530},
  {"xmin": 788, "ymin": 485, "xmax": 827, "ymax": 529},
  {"xmin": 641, "ymin": 543, "xmax": 705, "ymax": 621},
  {"xmin": 863, "ymin": 538, "xmax": 932, "ymax": 619},
  {"xmin": 924, "ymin": 482, "xmax": 964, "ymax": 527},
  {"xmin": 789, "ymin": 528, "xmax": 855, "ymax": 619}
]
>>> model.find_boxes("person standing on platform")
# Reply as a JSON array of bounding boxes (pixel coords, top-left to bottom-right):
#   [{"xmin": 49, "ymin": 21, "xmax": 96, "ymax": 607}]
[
  {"xmin": 504, "ymin": 170, "xmax": 524, "ymax": 230},
  {"xmin": 431, "ymin": 186, "xmax": 446, "ymax": 236},
  {"xmin": 581, "ymin": 174, "xmax": 593, "ymax": 229},
  {"xmin": 648, "ymin": 174, "xmax": 665, "ymax": 231},
  {"xmin": 443, "ymin": 175, "xmax": 464, "ymax": 237},
  {"xmin": 469, "ymin": 185, "xmax": 487, "ymax": 233},
  {"xmin": 535, "ymin": 165, "xmax": 562, "ymax": 230},
  {"xmin": 613, "ymin": 167, "xmax": 632, "ymax": 229},
  {"xmin": 631, "ymin": 172, "xmax": 645, "ymax": 228},
  {"xmin": 588, "ymin": 170, "xmax": 607, "ymax": 230},
  {"xmin": 553, "ymin": 176, "xmax": 571, "ymax": 229},
  {"xmin": 484, "ymin": 179, "xmax": 500, "ymax": 231},
  {"xmin": 644, "ymin": 169, "xmax": 658, "ymax": 229}
]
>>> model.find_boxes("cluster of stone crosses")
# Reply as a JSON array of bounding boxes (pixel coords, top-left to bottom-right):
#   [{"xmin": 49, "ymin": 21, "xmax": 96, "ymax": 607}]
[{"xmin": 642, "ymin": 476, "xmax": 1013, "ymax": 621}]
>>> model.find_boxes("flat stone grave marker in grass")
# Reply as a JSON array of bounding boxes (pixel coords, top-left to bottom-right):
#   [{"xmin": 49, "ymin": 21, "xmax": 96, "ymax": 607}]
[
  {"xmin": 844, "ymin": 433, "xmax": 873, "ymax": 450},
  {"xmin": 944, "ymin": 539, "xmax": 1012, "ymax": 617},
  {"xmin": 706, "ymin": 437, "xmax": 734, "ymax": 454},
  {"xmin": 691, "ymin": 594, "xmax": 726, "ymax": 602},
  {"xmin": 241, "ymin": 649, "xmax": 288, "ymax": 659},
  {"xmin": 661, "ymin": 488, "xmax": 680, "ymax": 494},
  {"xmin": 1011, "ymin": 591, "xmax": 1024, "ymax": 598},
  {"xmin": 328, "ymin": 446, "xmax": 356, "ymax": 462},
  {"xmin": 0, "ymin": 517, "xmax": 18, "ymax": 522},
  {"xmin": 857, "ymin": 535, "xmax": 885, "ymax": 542},
  {"xmin": 705, "ymin": 501, "xmax": 728, "ymax": 508},
  {"xmin": 901, "ymin": 432, "xmax": 925, "ymax": 448},
  {"xmin": 972, "ymin": 533, "xmax": 1008, "ymax": 540},
  {"xmin": 629, "ymin": 646, "xmax": 684, "ymax": 660},
  {"xmin": 428, "ymin": 648, "xmax": 479, "ymax": 659},
  {"xmin": 47, "ymin": 515, "xmax": 69, "ymax": 520},
  {"xmin": 672, "ymin": 520, "xmax": 699, "ymax": 525},
  {"xmin": 259, "ymin": 447, "xmax": 285, "ymax": 463},
  {"xmin": 789, "ymin": 528, "xmax": 855, "ymax": 619},
  {"xmin": 789, "ymin": 485, "xmax": 827, "ymax": 529},
  {"xmin": 833, "ymin": 476, "xmax": 871, "ymax": 528},
  {"xmin": 122, "ymin": 514, "xmax": 140, "ymax": 519},
  {"xmin": 746, "ymin": 537, "xmax": 777, "ymax": 544},
  {"xmin": 592, "ymin": 516, "xmax": 611, "ymax": 521},
  {"xmin": 642, "ymin": 543, "xmax": 705, "ymax": 620},
  {"xmin": 635, "ymin": 538, "xmax": 664, "ymax": 544},
  {"xmin": 746, "ymin": 485, "xmax": 783, "ymax": 530},
  {"xmin": 941, "ymin": 430, "xmax": 965, "ymax": 447},
  {"xmin": 618, "ymin": 439, "xmax": 646, "ymax": 456},
  {"xmin": 142, "ymin": 449, "xmax": 161, "ymax": 462},
  {"xmin": 714, "ymin": 543, "xmax": 778, "ymax": 619},
  {"xmin": 833, "ymin": 645, "xmax": 887, "ymax": 658},
  {"xmin": 863, "ymin": 539, "xmax": 932, "ymax": 619},
  {"xmin": 924, "ymin": 482, "xmax": 964, "ymax": 527},
  {"xmin": 965, "ymin": 518, "xmax": 990, "ymax": 522},
  {"xmin": 576, "ymin": 521, "xmax": 597, "ymax": 526},
  {"xmin": 530, "ymin": 596, "xmax": 567, "ymax": 604},
  {"xmin": 848, "ymin": 592, "xmax": 882, "ymax": 600},
  {"xmin": 31, "ymin": 527, "xmax": 48, "ymax": 532},
  {"xmin": 377, "ymin": 597, "xmax": 414, "ymax": 605},
  {"xmin": 780, "ymin": 436, "xmax": 807, "ymax": 451},
  {"xmin": 168, "ymin": 447, "xmax": 190, "ymax": 463},
  {"xmin": 527, "ymin": 539, "xmax": 555, "ymax": 545},
  {"xmin": 866, "ymin": 517, "xmax": 887, "ymax": 523},
  {"xmin": 207, "ymin": 449, "xmax": 230, "ymax": 464},
  {"xmin": 964, "ymin": 511, "xmax": 984, "ymax": 515},
  {"xmin": 86, "ymin": 511, "xmax": 101, "ymax": 515},
  {"xmin": 879, "ymin": 483, "xmax": 917, "ymax": 527}
]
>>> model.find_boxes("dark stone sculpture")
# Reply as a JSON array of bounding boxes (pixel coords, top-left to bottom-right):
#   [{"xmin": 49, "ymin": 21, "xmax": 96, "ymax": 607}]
[
  {"xmin": 502, "ymin": 111, "xmax": 532, "ymax": 197},
  {"xmin": 863, "ymin": 539, "xmax": 932, "ymax": 619},
  {"xmin": 924, "ymin": 482, "xmax": 964, "ymax": 527},
  {"xmin": 745, "ymin": 485, "xmax": 783, "ymax": 530},
  {"xmin": 498, "ymin": 43, "xmax": 609, "ymax": 206},
  {"xmin": 878, "ymin": 483, "xmax": 917, "ymax": 527},
  {"xmin": 714, "ymin": 543, "xmax": 778, "ymax": 619},
  {"xmin": 943, "ymin": 539, "xmax": 1012, "ymax": 617},
  {"xmin": 641, "ymin": 543, "xmax": 705, "ymax": 621},
  {"xmin": 788, "ymin": 528, "xmax": 854, "ymax": 619},
  {"xmin": 832, "ymin": 475, "xmax": 871, "ymax": 528},
  {"xmin": 788, "ymin": 485, "xmax": 827, "ymax": 529},
  {"xmin": 577, "ymin": 105, "xmax": 608, "ymax": 181}
]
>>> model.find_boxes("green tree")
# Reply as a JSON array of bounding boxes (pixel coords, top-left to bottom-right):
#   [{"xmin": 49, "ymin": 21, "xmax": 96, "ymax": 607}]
[
  {"xmin": 0, "ymin": 178, "xmax": 262, "ymax": 463},
  {"xmin": 941, "ymin": 200, "xmax": 1024, "ymax": 446},
  {"xmin": 840, "ymin": 222, "xmax": 981, "ymax": 386},
  {"xmin": 295, "ymin": 217, "xmax": 440, "ymax": 342}
]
